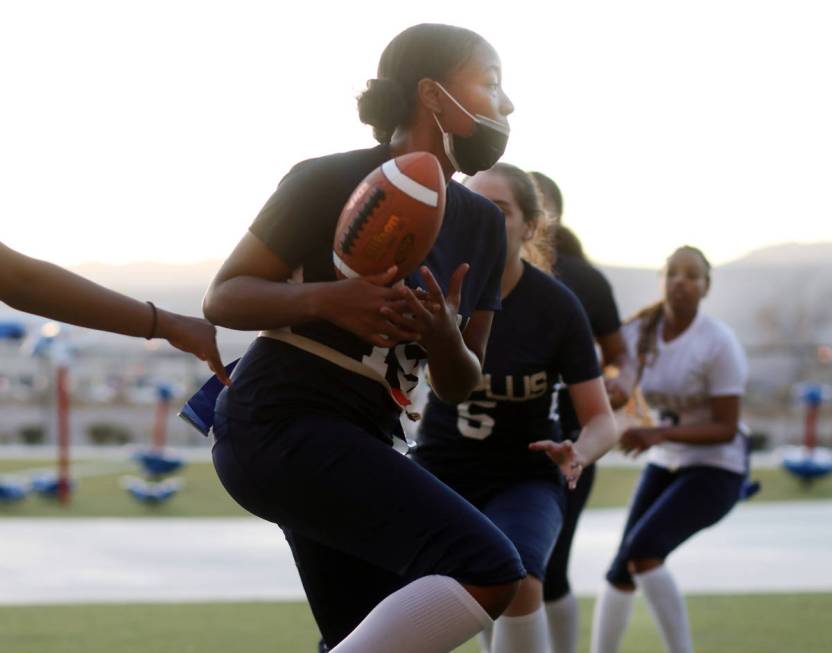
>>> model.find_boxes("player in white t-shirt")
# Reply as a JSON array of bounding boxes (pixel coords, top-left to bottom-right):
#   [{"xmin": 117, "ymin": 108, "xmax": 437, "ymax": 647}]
[{"xmin": 590, "ymin": 246, "xmax": 748, "ymax": 653}]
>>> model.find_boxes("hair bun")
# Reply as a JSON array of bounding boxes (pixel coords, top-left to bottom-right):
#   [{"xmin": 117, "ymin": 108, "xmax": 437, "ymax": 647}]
[{"xmin": 357, "ymin": 78, "xmax": 408, "ymax": 144}]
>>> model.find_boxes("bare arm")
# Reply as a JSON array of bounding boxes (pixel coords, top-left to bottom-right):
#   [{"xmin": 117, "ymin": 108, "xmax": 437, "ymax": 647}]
[
  {"xmin": 202, "ymin": 232, "xmax": 327, "ymax": 330},
  {"xmin": 568, "ymin": 376, "xmax": 619, "ymax": 463},
  {"xmin": 426, "ymin": 308, "xmax": 491, "ymax": 404},
  {"xmin": 620, "ymin": 395, "xmax": 740, "ymax": 454},
  {"xmin": 0, "ymin": 241, "xmax": 229, "ymax": 383},
  {"xmin": 596, "ymin": 331, "xmax": 626, "ymax": 369},
  {"xmin": 2, "ymin": 241, "xmax": 161, "ymax": 337},
  {"xmin": 529, "ymin": 377, "xmax": 618, "ymax": 488},
  {"xmin": 202, "ymin": 232, "xmax": 425, "ymax": 347},
  {"xmin": 597, "ymin": 330, "xmax": 636, "ymax": 410},
  {"xmin": 205, "ymin": 234, "xmax": 488, "ymax": 403}
]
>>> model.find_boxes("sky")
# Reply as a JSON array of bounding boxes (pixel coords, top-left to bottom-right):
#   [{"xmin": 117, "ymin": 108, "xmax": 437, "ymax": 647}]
[{"xmin": 1, "ymin": 0, "xmax": 831, "ymax": 269}]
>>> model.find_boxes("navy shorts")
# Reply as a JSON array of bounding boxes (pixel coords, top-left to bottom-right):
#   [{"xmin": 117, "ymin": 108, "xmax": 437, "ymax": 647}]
[
  {"xmin": 480, "ymin": 479, "xmax": 565, "ymax": 580},
  {"xmin": 606, "ymin": 463, "xmax": 743, "ymax": 586},
  {"xmin": 412, "ymin": 451, "xmax": 565, "ymax": 582},
  {"xmin": 212, "ymin": 411, "xmax": 524, "ymax": 647}
]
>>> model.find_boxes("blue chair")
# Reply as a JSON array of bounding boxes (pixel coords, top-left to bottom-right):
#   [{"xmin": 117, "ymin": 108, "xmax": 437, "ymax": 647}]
[
  {"xmin": 782, "ymin": 450, "xmax": 832, "ymax": 482},
  {"xmin": 121, "ymin": 476, "xmax": 182, "ymax": 504},
  {"xmin": 133, "ymin": 450, "xmax": 185, "ymax": 477},
  {"xmin": 0, "ymin": 479, "xmax": 27, "ymax": 502},
  {"xmin": 0, "ymin": 322, "xmax": 26, "ymax": 340},
  {"xmin": 31, "ymin": 472, "xmax": 74, "ymax": 497}
]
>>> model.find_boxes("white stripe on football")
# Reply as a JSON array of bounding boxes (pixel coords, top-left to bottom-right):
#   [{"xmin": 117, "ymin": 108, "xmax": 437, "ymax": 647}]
[{"xmin": 381, "ymin": 159, "xmax": 440, "ymax": 207}]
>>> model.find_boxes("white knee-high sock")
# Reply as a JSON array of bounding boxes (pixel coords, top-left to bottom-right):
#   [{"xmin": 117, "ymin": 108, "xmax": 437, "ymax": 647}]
[
  {"xmin": 545, "ymin": 592, "xmax": 579, "ymax": 653},
  {"xmin": 492, "ymin": 606, "xmax": 548, "ymax": 653},
  {"xmin": 589, "ymin": 583, "xmax": 634, "ymax": 653},
  {"xmin": 331, "ymin": 575, "xmax": 491, "ymax": 653},
  {"xmin": 635, "ymin": 566, "xmax": 693, "ymax": 653},
  {"xmin": 478, "ymin": 621, "xmax": 493, "ymax": 652}
]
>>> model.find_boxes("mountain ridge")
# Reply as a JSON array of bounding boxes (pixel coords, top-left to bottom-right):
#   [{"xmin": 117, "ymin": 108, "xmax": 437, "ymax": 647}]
[{"xmin": 4, "ymin": 242, "xmax": 830, "ymax": 354}]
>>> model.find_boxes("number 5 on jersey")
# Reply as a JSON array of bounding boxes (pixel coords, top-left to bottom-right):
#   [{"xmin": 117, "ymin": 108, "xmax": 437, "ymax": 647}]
[{"xmin": 457, "ymin": 399, "xmax": 497, "ymax": 440}]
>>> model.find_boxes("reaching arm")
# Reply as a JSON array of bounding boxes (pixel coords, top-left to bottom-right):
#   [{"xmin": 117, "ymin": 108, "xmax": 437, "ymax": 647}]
[
  {"xmin": 0, "ymin": 241, "xmax": 230, "ymax": 384},
  {"xmin": 2, "ymin": 241, "xmax": 161, "ymax": 337},
  {"xmin": 596, "ymin": 330, "xmax": 626, "ymax": 369},
  {"xmin": 529, "ymin": 376, "xmax": 617, "ymax": 489},
  {"xmin": 568, "ymin": 376, "xmax": 619, "ymax": 463},
  {"xmin": 597, "ymin": 330, "xmax": 636, "ymax": 410},
  {"xmin": 619, "ymin": 395, "xmax": 740, "ymax": 454}
]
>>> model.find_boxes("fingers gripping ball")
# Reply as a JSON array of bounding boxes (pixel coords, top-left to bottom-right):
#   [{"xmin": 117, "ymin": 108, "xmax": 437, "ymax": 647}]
[{"xmin": 333, "ymin": 152, "xmax": 446, "ymax": 282}]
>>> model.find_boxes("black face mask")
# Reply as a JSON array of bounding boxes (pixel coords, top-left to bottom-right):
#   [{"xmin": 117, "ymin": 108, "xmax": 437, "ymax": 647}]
[{"xmin": 432, "ymin": 83, "xmax": 510, "ymax": 175}]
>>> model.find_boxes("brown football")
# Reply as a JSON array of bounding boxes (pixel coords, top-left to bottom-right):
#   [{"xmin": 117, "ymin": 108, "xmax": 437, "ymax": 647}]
[{"xmin": 333, "ymin": 151, "xmax": 445, "ymax": 282}]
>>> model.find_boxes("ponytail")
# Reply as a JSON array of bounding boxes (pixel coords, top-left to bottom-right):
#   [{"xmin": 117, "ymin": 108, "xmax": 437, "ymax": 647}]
[{"xmin": 627, "ymin": 300, "xmax": 663, "ymax": 383}]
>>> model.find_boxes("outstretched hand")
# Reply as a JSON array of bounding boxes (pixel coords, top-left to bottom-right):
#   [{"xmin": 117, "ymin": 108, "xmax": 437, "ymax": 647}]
[
  {"xmin": 529, "ymin": 439, "xmax": 587, "ymax": 490},
  {"xmin": 159, "ymin": 311, "xmax": 232, "ymax": 386}
]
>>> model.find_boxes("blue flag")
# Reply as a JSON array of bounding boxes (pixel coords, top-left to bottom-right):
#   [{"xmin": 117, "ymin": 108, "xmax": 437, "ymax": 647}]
[{"xmin": 178, "ymin": 359, "xmax": 239, "ymax": 436}]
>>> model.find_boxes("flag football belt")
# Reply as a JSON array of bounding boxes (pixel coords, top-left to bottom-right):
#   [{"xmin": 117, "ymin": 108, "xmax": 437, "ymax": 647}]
[{"xmin": 260, "ymin": 328, "xmax": 421, "ymax": 421}]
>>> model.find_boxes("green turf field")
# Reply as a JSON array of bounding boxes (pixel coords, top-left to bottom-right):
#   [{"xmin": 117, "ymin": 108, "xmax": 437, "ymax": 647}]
[
  {"xmin": 0, "ymin": 458, "xmax": 246, "ymax": 517},
  {"xmin": 1, "ymin": 594, "xmax": 829, "ymax": 653},
  {"xmin": 1, "ymin": 458, "xmax": 830, "ymax": 517}
]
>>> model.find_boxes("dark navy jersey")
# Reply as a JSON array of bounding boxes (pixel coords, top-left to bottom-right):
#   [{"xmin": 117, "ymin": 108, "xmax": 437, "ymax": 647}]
[
  {"xmin": 554, "ymin": 254, "xmax": 621, "ymax": 338},
  {"xmin": 554, "ymin": 253, "xmax": 621, "ymax": 438},
  {"xmin": 218, "ymin": 145, "xmax": 506, "ymax": 439},
  {"xmin": 414, "ymin": 261, "xmax": 600, "ymax": 492}
]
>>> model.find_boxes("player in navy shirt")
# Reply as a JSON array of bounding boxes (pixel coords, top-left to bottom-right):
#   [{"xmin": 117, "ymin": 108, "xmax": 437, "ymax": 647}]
[
  {"xmin": 412, "ymin": 163, "xmax": 618, "ymax": 653},
  {"xmin": 202, "ymin": 24, "xmax": 527, "ymax": 653},
  {"xmin": 531, "ymin": 171, "xmax": 635, "ymax": 653}
]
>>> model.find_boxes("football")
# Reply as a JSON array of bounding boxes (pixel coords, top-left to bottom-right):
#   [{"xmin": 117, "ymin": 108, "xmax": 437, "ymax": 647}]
[{"xmin": 333, "ymin": 151, "xmax": 445, "ymax": 282}]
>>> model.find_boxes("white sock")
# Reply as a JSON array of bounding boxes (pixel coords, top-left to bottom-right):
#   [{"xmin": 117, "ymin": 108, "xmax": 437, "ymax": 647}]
[
  {"xmin": 635, "ymin": 566, "xmax": 693, "ymax": 653},
  {"xmin": 545, "ymin": 592, "xmax": 579, "ymax": 653},
  {"xmin": 589, "ymin": 583, "xmax": 634, "ymax": 653},
  {"xmin": 492, "ymin": 606, "xmax": 549, "ymax": 653},
  {"xmin": 330, "ymin": 575, "xmax": 491, "ymax": 653},
  {"xmin": 478, "ymin": 621, "xmax": 493, "ymax": 652}
]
